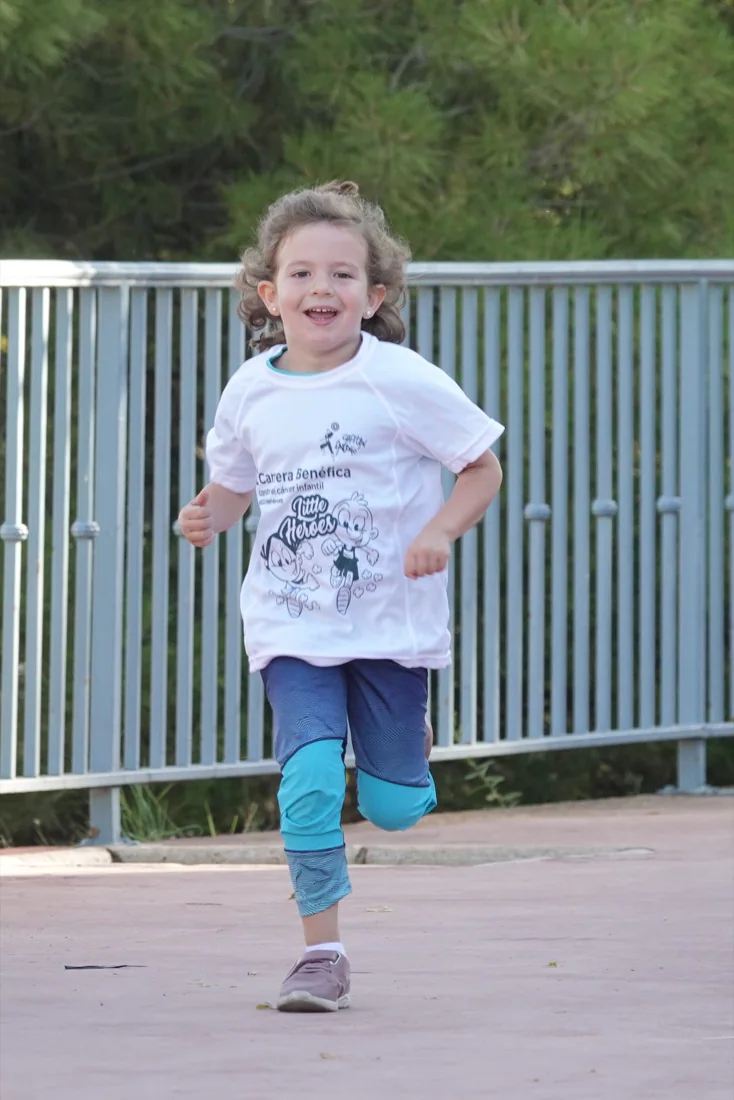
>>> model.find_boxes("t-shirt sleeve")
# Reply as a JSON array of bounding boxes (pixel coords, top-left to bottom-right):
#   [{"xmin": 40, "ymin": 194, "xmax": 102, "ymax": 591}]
[
  {"xmin": 205, "ymin": 378, "xmax": 258, "ymax": 493},
  {"xmin": 392, "ymin": 357, "xmax": 504, "ymax": 474}
]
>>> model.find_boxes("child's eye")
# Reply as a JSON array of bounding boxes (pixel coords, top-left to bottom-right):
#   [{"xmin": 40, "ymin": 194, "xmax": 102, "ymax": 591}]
[
  {"xmin": 336, "ymin": 272, "xmax": 353, "ymax": 279},
  {"xmin": 292, "ymin": 270, "xmax": 309, "ymax": 278}
]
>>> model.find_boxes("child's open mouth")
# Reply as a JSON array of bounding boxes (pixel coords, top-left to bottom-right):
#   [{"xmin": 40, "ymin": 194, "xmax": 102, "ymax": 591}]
[{"xmin": 305, "ymin": 307, "xmax": 339, "ymax": 325}]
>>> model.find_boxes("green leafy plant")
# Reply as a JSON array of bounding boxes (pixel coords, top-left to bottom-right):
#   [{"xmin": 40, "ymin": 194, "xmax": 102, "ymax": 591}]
[{"xmin": 460, "ymin": 758, "xmax": 522, "ymax": 809}]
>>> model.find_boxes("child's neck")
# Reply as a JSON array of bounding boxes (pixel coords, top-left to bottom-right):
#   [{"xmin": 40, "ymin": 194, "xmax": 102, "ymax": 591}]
[{"xmin": 276, "ymin": 335, "xmax": 362, "ymax": 375}]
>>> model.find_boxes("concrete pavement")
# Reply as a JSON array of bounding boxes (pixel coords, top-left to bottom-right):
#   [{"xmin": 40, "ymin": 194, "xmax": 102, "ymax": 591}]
[{"xmin": 0, "ymin": 797, "xmax": 732, "ymax": 1099}]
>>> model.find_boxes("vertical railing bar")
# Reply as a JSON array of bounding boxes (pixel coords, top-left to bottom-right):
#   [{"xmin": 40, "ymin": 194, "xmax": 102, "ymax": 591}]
[
  {"xmin": 416, "ymin": 287, "xmax": 434, "ymax": 361},
  {"xmin": 149, "ymin": 289, "xmax": 173, "ymax": 769},
  {"xmin": 617, "ymin": 286, "xmax": 634, "ymax": 730},
  {"xmin": 224, "ymin": 290, "xmax": 245, "ymax": 763},
  {"xmin": 638, "ymin": 286, "xmax": 657, "ymax": 729},
  {"xmin": 23, "ymin": 288, "xmax": 50, "ymax": 777},
  {"xmin": 401, "ymin": 288, "xmax": 412, "ymax": 348},
  {"xmin": 71, "ymin": 290, "xmax": 97, "ymax": 774},
  {"xmin": 0, "ymin": 289, "xmax": 27, "ymax": 780},
  {"xmin": 526, "ymin": 287, "xmax": 547, "ymax": 739},
  {"xmin": 706, "ymin": 288, "xmax": 724, "ymax": 723},
  {"xmin": 242, "ymin": 301, "xmax": 263, "ymax": 765},
  {"xmin": 123, "ymin": 289, "xmax": 147, "ymax": 771},
  {"xmin": 728, "ymin": 288, "xmax": 734, "ymax": 717},
  {"xmin": 660, "ymin": 286, "xmax": 678, "ymax": 726},
  {"xmin": 506, "ymin": 286, "xmax": 524, "ymax": 740},
  {"xmin": 88, "ymin": 287, "xmax": 129, "ymax": 842},
  {"xmin": 417, "ymin": 286, "xmax": 435, "ymax": 733},
  {"xmin": 201, "ymin": 289, "xmax": 223, "ymax": 766},
  {"xmin": 572, "ymin": 287, "xmax": 591, "ymax": 735},
  {"xmin": 550, "ymin": 287, "xmax": 569, "ymax": 736},
  {"xmin": 47, "ymin": 290, "xmax": 74, "ymax": 775},
  {"xmin": 482, "ymin": 288, "xmax": 501, "ymax": 744},
  {"xmin": 459, "ymin": 288, "xmax": 479, "ymax": 745},
  {"xmin": 677, "ymin": 282, "xmax": 707, "ymax": 788},
  {"xmin": 594, "ymin": 286, "xmax": 614, "ymax": 733},
  {"xmin": 246, "ymin": 595, "xmax": 265, "ymax": 764},
  {"xmin": 176, "ymin": 289, "xmax": 197, "ymax": 768},
  {"xmin": 436, "ymin": 287, "xmax": 457, "ymax": 747}
]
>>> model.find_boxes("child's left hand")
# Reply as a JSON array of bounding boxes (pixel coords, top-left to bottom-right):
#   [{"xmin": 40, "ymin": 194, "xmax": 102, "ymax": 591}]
[{"xmin": 404, "ymin": 524, "xmax": 452, "ymax": 579}]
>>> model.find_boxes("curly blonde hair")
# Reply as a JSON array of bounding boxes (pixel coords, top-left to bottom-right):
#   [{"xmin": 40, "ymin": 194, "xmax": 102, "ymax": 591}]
[{"xmin": 235, "ymin": 181, "xmax": 411, "ymax": 352}]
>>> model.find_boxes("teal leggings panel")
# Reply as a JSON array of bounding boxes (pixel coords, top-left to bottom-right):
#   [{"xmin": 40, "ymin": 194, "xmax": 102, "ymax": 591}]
[{"xmin": 279, "ymin": 741, "xmax": 436, "ymax": 917}]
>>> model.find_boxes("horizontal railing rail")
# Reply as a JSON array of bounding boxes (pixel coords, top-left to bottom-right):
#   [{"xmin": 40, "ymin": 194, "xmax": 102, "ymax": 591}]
[{"xmin": 2, "ymin": 259, "xmax": 734, "ymax": 289}]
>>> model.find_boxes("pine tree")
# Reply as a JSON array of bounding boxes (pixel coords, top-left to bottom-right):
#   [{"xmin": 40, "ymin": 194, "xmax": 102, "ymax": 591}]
[{"xmin": 2, "ymin": 0, "xmax": 733, "ymax": 260}]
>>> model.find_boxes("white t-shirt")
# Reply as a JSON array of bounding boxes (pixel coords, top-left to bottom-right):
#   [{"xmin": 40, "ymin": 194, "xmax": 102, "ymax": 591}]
[{"xmin": 206, "ymin": 332, "xmax": 504, "ymax": 672}]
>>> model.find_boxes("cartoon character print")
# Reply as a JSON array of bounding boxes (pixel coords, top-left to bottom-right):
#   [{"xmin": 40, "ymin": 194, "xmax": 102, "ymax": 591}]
[
  {"xmin": 261, "ymin": 531, "xmax": 321, "ymax": 618},
  {"xmin": 321, "ymin": 492, "xmax": 382, "ymax": 615}
]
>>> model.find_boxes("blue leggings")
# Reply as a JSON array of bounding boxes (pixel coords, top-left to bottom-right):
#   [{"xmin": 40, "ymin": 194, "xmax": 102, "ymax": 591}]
[{"xmin": 261, "ymin": 658, "xmax": 437, "ymax": 917}]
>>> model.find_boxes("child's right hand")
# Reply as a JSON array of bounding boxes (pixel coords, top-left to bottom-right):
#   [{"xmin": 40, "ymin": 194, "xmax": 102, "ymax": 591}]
[{"xmin": 178, "ymin": 489, "xmax": 215, "ymax": 548}]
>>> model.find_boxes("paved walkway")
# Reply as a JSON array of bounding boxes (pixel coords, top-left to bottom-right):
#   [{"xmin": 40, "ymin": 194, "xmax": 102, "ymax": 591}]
[{"xmin": 1, "ymin": 797, "xmax": 732, "ymax": 1099}]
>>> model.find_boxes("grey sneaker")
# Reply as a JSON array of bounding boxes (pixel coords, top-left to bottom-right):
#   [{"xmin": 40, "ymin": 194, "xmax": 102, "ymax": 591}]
[{"xmin": 277, "ymin": 951, "xmax": 351, "ymax": 1013}]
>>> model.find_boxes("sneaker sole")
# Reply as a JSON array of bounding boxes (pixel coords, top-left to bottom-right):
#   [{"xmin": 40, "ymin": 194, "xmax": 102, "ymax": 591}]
[{"xmin": 277, "ymin": 991, "xmax": 350, "ymax": 1013}]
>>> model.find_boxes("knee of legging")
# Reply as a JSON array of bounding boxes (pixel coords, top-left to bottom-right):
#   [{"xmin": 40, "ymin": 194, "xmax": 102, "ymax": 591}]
[
  {"xmin": 357, "ymin": 770, "xmax": 437, "ymax": 832},
  {"xmin": 278, "ymin": 739, "xmax": 346, "ymax": 838}
]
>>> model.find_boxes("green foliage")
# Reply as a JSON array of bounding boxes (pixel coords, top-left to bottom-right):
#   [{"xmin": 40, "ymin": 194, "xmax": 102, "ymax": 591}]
[
  {"xmin": 0, "ymin": 0, "xmax": 252, "ymax": 257},
  {"xmin": 121, "ymin": 783, "xmax": 203, "ymax": 843},
  {"xmin": 2, "ymin": 0, "xmax": 734, "ymax": 260},
  {"xmin": 447, "ymin": 758, "xmax": 522, "ymax": 809},
  {"xmin": 0, "ymin": 789, "xmax": 88, "ymax": 847}
]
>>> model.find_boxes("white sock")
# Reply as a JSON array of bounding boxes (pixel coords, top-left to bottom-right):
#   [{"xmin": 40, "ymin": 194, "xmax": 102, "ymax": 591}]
[{"xmin": 305, "ymin": 941, "xmax": 346, "ymax": 957}]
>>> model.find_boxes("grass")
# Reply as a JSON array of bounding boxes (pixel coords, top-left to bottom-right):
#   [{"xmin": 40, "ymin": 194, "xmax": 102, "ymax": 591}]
[{"xmin": 120, "ymin": 784, "xmax": 203, "ymax": 844}]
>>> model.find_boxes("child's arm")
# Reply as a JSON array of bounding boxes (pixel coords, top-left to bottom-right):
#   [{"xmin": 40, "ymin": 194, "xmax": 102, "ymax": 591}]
[
  {"xmin": 404, "ymin": 449, "xmax": 502, "ymax": 579},
  {"xmin": 178, "ymin": 483, "xmax": 253, "ymax": 548}
]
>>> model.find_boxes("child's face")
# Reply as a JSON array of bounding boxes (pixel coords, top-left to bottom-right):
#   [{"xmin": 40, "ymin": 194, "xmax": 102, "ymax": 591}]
[
  {"xmin": 335, "ymin": 500, "xmax": 375, "ymax": 548},
  {"xmin": 265, "ymin": 536, "xmax": 298, "ymax": 581},
  {"xmin": 258, "ymin": 223, "xmax": 385, "ymax": 363}
]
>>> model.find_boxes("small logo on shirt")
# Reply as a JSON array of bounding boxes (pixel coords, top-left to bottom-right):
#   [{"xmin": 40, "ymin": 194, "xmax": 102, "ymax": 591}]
[{"xmin": 319, "ymin": 422, "xmax": 366, "ymax": 458}]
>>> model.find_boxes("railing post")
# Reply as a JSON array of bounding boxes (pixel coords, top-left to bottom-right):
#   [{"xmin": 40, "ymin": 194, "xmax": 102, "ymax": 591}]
[
  {"xmin": 0, "ymin": 289, "xmax": 28, "ymax": 782},
  {"xmin": 676, "ymin": 282, "xmax": 708, "ymax": 791},
  {"xmin": 87, "ymin": 287, "xmax": 129, "ymax": 843}
]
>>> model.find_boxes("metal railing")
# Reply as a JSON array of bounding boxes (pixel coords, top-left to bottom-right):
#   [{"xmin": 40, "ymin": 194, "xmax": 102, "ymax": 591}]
[{"xmin": 1, "ymin": 259, "xmax": 732, "ymax": 843}]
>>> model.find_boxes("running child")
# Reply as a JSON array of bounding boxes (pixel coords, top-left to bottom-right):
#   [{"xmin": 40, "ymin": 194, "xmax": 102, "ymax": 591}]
[{"xmin": 178, "ymin": 180, "xmax": 504, "ymax": 1012}]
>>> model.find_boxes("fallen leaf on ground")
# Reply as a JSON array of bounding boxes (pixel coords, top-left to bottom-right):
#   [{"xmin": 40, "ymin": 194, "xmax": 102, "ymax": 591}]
[
  {"xmin": 319, "ymin": 1053, "xmax": 336, "ymax": 1060},
  {"xmin": 256, "ymin": 1002, "xmax": 274, "ymax": 1010},
  {"xmin": 548, "ymin": 962, "xmax": 558, "ymax": 968},
  {"xmin": 365, "ymin": 906, "xmax": 392, "ymax": 913}
]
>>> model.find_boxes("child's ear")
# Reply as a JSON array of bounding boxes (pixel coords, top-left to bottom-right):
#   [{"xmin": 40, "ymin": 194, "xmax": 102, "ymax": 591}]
[
  {"xmin": 367, "ymin": 283, "xmax": 386, "ymax": 315},
  {"xmin": 257, "ymin": 280, "xmax": 279, "ymax": 316}
]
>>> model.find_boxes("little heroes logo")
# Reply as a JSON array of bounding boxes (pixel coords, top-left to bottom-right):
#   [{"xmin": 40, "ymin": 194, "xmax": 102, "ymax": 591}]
[{"xmin": 277, "ymin": 493, "xmax": 337, "ymax": 546}]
